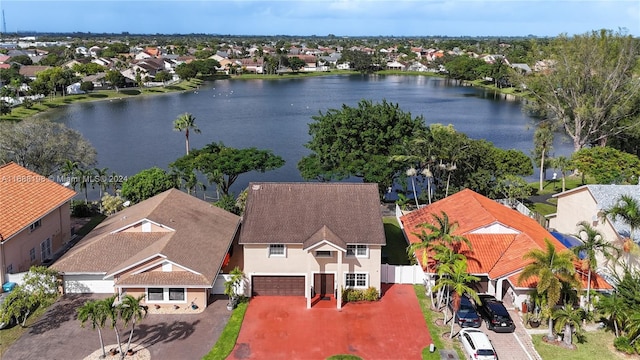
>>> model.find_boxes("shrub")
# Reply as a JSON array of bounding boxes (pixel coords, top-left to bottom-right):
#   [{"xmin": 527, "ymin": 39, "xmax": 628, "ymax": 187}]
[
  {"xmin": 80, "ymin": 81, "xmax": 94, "ymax": 92},
  {"xmin": 341, "ymin": 287, "xmax": 379, "ymax": 302},
  {"xmin": 71, "ymin": 200, "xmax": 92, "ymax": 217},
  {"xmin": 614, "ymin": 336, "xmax": 636, "ymax": 355}
]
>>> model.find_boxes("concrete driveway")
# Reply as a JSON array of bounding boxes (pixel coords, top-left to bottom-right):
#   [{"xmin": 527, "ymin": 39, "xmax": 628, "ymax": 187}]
[
  {"xmin": 2, "ymin": 294, "xmax": 231, "ymax": 360},
  {"xmin": 230, "ymin": 284, "xmax": 432, "ymax": 360}
]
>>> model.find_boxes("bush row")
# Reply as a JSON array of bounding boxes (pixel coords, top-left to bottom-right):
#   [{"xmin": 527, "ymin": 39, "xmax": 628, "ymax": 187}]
[{"xmin": 341, "ymin": 287, "xmax": 379, "ymax": 302}]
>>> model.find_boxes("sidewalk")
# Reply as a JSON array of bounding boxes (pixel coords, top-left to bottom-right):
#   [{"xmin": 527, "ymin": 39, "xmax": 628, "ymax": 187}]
[{"xmin": 510, "ymin": 310, "xmax": 544, "ymax": 360}]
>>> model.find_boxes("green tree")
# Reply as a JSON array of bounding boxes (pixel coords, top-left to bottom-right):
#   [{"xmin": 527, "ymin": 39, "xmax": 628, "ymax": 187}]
[
  {"xmin": 0, "ymin": 266, "xmax": 59, "ymax": 327},
  {"xmin": 443, "ymin": 55, "xmax": 487, "ymax": 81},
  {"xmin": 76, "ymin": 167, "xmax": 93, "ymax": 204},
  {"xmin": 173, "ymin": 112, "xmax": 201, "ymax": 155},
  {"xmin": 61, "ymin": 159, "xmax": 79, "ymax": 191},
  {"xmin": 603, "ymin": 195, "xmax": 640, "ymax": 243},
  {"xmin": 596, "ymin": 292, "xmax": 627, "ymax": 337},
  {"xmin": 299, "ymin": 99, "xmax": 427, "ymax": 195},
  {"xmin": 171, "ymin": 142, "xmax": 285, "ymax": 196},
  {"xmin": 407, "ymin": 223, "xmax": 439, "ymax": 307},
  {"xmin": 433, "ymin": 259, "xmax": 480, "ymax": 338},
  {"xmin": 101, "ymin": 193, "xmax": 125, "ymax": 215},
  {"xmin": 497, "ymin": 174, "xmax": 532, "ymax": 208},
  {"xmin": 154, "ymin": 70, "xmax": 172, "ymax": 85},
  {"xmin": 175, "ymin": 62, "xmax": 198, "ymax": 80},
  {"xmin": 104, "ymin": 295, "xmax": 124, "ymax": 357},
  {"xmin": 571, "ymin": 147, "xmax": 640, "ymax": 184},
  {"xmin": 105, "ymin": 70, "xmax": 127, "ymax": 91},
  {"xmin": 518, "ymin": 239, "xmax": 579, "ymax": 340},
  {"xmin": 573, "ymin": 221, "xmax": 618, "ymax": 308},
  {"xmin": 533, "ymin": 122, "xmax": 554, "ymax": 191},
  {"xmin": 549, "ymin": 156, "xmax": 572, "ymax": 192},
  {"xmin": 288, "ymin": 56, "xmax": 306, "ymax": 72},
  {"xmin": 119, "ymin": 295, "xmax": 147, "ymax": 359},
  {"xmin": 77, "ymin": 299, "xmax": 109, "ymax": 359},
  {"xmin": 120, "ymin": 167, "xmax": 177, "ymax": 204},
  {"xmin": 517, "ymin": 29, "xmax": 640, "ymax": 151},
  {"xmin": 553, "ymin": 304, "xmax": 584, "ymax": 347},
  {"xmin": 0, "ymin": 118, "xmax": 96, "ymax": 177},
  {"xmin": 340, "ymin": 49, "xmax": 375, "ymax": 73}
]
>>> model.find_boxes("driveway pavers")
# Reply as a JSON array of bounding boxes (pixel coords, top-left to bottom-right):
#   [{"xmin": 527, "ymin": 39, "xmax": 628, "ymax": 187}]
[
  {"xmin": 1, "ymin": 294, "xmax": 230, "ymax": 360},
  {"xmin": 230, "ymin": 284, "xmax": 432, "ymax": 360}
]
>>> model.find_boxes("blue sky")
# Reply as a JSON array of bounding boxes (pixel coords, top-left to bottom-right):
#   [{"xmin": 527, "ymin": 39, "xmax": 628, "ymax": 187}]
[{"xmin": 2, "ymin": 0, "xmax": 638, "ymax": 37}]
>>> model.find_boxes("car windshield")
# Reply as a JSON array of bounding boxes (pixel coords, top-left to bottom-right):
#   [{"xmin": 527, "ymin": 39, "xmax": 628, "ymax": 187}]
[
  {"xmin": 458, "ymin": 307, "xmax": 475, "ymax": 315},
  {"xmin": 478, "ymin": 349, "xmax": 495, "ymax": 356}
]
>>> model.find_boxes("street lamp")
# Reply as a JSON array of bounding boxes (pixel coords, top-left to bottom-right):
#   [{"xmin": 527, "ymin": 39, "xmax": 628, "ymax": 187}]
[{"xmin": 406, "ymin": 168, "xmax": 419, "ymax": 208}]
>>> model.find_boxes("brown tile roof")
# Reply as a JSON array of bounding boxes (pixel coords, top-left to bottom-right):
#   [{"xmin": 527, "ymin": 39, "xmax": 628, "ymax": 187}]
[
  {"xmin": 302, "ymin": 225, "xmax": 347, "ymax": 251},
  {"xmin": 52, "ymin": 189, "xmax": 240, "ymax": 286},
  {"xmin": 0, "ymin": 162, "xmax": 76, "ymax": 240},
  {"xmin": 116, "ymin": 271, "xmax": 209, "ymax": 287},
  {"xmin": 18, "ymin": 65, "xmax": 52, "ymax": 77},
  {"xmin": 400, "ymin": 189, "xmax": 611, "ymax": 290},
  {"xmin": 240, "ymin": 183, "xmax": 385, "ymax": 246}
]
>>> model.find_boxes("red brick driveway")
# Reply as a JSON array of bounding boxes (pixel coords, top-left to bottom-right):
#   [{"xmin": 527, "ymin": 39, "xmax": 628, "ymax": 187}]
[{"xmin": 230, "ymin": 284, "xmax": 432, "ymax": 360}]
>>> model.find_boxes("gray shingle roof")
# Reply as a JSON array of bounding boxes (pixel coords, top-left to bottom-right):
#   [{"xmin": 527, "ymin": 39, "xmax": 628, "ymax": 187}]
[
  {"xmin": 588, "ymin": 185, "xmax": 640, "ymax": 241},
  {"xmin": 239, "ymin": 182, "xmax": 385, "ymax": 246}
]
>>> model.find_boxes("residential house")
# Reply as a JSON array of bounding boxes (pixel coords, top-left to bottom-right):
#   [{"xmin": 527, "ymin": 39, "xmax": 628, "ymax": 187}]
[
  {"xmin": 548, "ymin": 184, "xmax": 640, "ymax": 267},
  {"xmin": 18, "ymin": 65, "xmax": 52, "ymax": 80},
  {"xmin": 288, "ymin": 55, "xmax": 317, "ymax": 71},
  {"xmin": 238, "ymin": 58, "xmax": 264, "ymax": 74},
  {"xmin": 386, "ymin": 60, "xmax": 406, "ymax": 71},
  {"xmin": 51, "ymin": 189, "xmax": 240, "ymax": 311},
  {"xmin": 238, "ymin": 183, "xmax": 386, "ymax": 310},
  {"xmin": 0, "ymin": 163, "xmax": 76, "ymax": 285},
  {"xmin": 400, "ymin": 189, "xmax": 611, "ymax": 310}
]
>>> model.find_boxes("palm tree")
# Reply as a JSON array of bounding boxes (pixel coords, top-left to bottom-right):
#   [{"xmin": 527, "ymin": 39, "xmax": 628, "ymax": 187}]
[
  {"xmin": 533, "ymin": 122, "xmax": 554, "ymax": 191},
  {"xmin": 431, "ymin": 243, "xmax": 468, "ymax": 309},
  {"xmin": 553, "ymin": 304, "xmax": 584, "ymax": 347},
  {"xmin": 77, "ymin": 299, "xmax": 109, "ymax": 359},
  {"xmin": 596, "ymin": 292, "xmax": 626, "ymax": 337},
  {"xmin": 76, "ymin": 167, "xmax": 93, "ymax": 204},
  {"xmin": 173, "ymin": 112, "xmax": 201, "ymax": 155},
  {"xmin": 603, "ymin": 195, "xmax": 640, "ymax": 266},
  {"xmin": 119, "ymin": 294, "xmax": 147, "ymax": 359},
  {"xmin": 433, "ymin": 259, "xmax": 480, "ymax": 338},
  {"xmin": 94, "ymin": 167, "xmax": 109, "ymax": 198},
  {"xmin": 518, "ymin": 238, "xmax": 579, "ymax": 340},
  {"xmin": 104, "ymin": 295, "xmax": 124, "ymax": 357},
  {"xmin": 425, "ymin": 211, "xmax": 472, "ymax": 254},
  {"xmin": 110, "ymin": 171, "xmax": 122, "ymax": 194},
  {"xmin": 408, "ymin": 225, "xmax": 438, "ymax": 307},
  {"xmin": 573, "ymin": 221, "xmax": 618, "ymax": 307},
  {"xmin": 61, "ymin": 159, "xmax": 79, "ymax": 190},
  {"xmin": 550, "ymin": 156, "xmax": 571, "ymax": 192}
]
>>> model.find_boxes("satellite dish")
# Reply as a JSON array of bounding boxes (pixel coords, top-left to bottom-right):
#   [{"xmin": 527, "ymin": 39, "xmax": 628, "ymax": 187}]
[{"xmin": 123, "ymin": 201, "xmax": 131, "ymax": 207}]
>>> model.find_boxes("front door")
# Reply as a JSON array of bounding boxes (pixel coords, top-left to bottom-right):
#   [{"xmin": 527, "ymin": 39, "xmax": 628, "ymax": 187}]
[{"xmin": 313, "ymin": 273, "xmax": 334, "ymax": 297}]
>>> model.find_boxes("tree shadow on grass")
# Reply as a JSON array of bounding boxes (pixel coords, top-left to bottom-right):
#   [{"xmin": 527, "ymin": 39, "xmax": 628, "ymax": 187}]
[
  {"xmin": 88, "ymin": 93, "xmax": 108, "ymax": 98},
  {"xmin": 120, "ymin": 89, "xmax": 141, "ymax": 95}
]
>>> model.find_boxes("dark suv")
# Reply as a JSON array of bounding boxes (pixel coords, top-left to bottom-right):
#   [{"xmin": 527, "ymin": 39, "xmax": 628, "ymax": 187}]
[
  {"xmin": 477, "ymin": 294, "xmax": 515, "ymax": 333},
  {"xmin": 449, "ymin": 294, "xmax": 482, "ymax": 328}
]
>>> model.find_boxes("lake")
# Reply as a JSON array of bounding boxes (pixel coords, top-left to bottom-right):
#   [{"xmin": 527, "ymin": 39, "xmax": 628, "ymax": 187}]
[{"xmin": 50, "ymin": 74, "xmax": 572, "ymax": 199}]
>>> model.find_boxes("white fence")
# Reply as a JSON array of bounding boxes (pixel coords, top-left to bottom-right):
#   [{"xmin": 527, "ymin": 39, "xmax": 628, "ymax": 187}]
[
  {"xmin": 381, "ymin": 264, "xmax": 425, "ymax": 284},
  {"xmin": 211, "ymin": 273, "xmax": 247, "ymax": 296},
  {"xmin": 4, "ymin": 272, "xmax": 27, "ymax": 286}
]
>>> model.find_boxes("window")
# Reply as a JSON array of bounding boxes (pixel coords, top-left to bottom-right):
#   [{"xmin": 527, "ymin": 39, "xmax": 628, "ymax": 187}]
[
  {"xmin": 345, "ymin": 273, "xmax": 367, "ymax": 288},
  {"xmin": 29, "ymin": 248, "xmax": 36, "ymax": 262},
  {"xmin": 268, "ymin": 244, "xmax": 285, "ymax": 257},
  {"xmin": 169, "ymin": 288, "xmax": 185, "ymax": 301},
  {"xmin": 40, "ymin": 238, "xmax": 52, "ymax": 261},
  {"xmin": 6, "ymin": 264, "xmax": 13, "ymax": 274},
  {"xmin": 346, "ymin": 244, "xmax": 368, "ymax": 258},
  {"xmin": 29, "ymin": 219, "xmax": 42, "ymax": 232},
  {"xmin": 315, "ymin": 250, "xmax": 332, "ymax": 257},
  {"xmin": 148, "ymin": 288, "xmax": 164, "ymax": 301}
]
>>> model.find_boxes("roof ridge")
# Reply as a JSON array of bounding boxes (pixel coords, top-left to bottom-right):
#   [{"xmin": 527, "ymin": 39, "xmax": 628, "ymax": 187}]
[{"xmin": 485, "ymin": 233, "xmax": 521, "ymax": 277}]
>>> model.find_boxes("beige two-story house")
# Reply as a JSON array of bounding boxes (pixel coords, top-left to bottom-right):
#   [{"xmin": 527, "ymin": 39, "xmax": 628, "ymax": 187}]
[
  {"xmin": 0, "ymin": 162, "xmax": 76, "ymax": 285},
  {"xmin": 239, "ymin": 182, "xmax": 386, "ymax": 310}
]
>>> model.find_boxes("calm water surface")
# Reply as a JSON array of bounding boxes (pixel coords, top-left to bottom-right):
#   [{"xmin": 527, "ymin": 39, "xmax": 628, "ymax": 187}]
[{"xmin": 50, "ymin": 75, "xmax": 572, "ymax": 197}]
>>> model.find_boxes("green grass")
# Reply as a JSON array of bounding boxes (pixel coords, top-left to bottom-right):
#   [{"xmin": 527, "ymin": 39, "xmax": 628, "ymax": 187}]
[
  {"xmin": 413, "ymin": 285, "xmax": 464, "ymax": 360},
  {"xmin": 532, "ymin": 331, "xmax": 625, "ymax": 360},
  {"xmin": 75, "ymin": 214, "xmax": 107, "ymax": 237},
  {"xmin": 382, "ymin": 217, "xmax": 411, "ymax": 265},
  {"xmin": 202, "ymin": 300, "xmax": 249, "ymax": 360},
  {"xmin": 326, "ymin": 355, "xmax": 363, "ymax": 360}
]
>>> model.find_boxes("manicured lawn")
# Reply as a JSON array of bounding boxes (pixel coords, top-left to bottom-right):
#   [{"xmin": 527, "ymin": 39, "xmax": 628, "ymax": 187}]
[
  {"xmin": 413, "ymin": 285, "xmax": 464, "ymax": 360},
  {"xmin": 202, "ymin": 300, "xmax": 248, "ymax": 360},
  {"xmin": 382, "ymin": 217, "xmax": 411, "ymax": 265},
  {"xmin": 532, "ymin": 331, "xmax": 626, "ymax": 360}
]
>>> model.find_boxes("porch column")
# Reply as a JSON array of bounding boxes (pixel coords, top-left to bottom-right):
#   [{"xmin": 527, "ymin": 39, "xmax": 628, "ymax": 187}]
[
  {"xmin": 496, "ymin": 278, "xmax": 504, "ymax": 301},
  {"xmin": 337, "ymin": 250, "xmax": 343, "ymax": 310},
  {"xmin": 306, "ymin": 256, "xmax": 312, "ymax": 309}
]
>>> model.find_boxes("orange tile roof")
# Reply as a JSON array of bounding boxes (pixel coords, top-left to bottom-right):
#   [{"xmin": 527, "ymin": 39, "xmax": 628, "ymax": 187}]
[
  {"xmin": 400, "ymin": 189, "xmax": 612, "ymax": 289},
  {"xmin": 0, "ymin": 162, "xmax": 76, "ymax": 240},
  {"xmin": 508, "ymin": 265, "xmax": 612, "ymax": 291}
]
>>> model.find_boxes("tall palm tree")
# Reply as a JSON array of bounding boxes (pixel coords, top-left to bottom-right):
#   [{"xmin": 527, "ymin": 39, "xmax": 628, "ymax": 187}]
[
  {"xmin": 573, "ymin": 221, "xmax": 618, "ymax": 307},
  {"xmin": 77, "ymin": 299, "xmax": 109, "ymax": 359},
  {"xmin": 533, "ymin": 122, "xmax": 554, "ymax": 192},
  {"xmin": 104, "ymin": 295, "xmax": 124, "ymax": 357},
  {"xmin": 432, "ymin": 243, "xmax": 468, "ymax": 309},
  {"xmin": 602, "ymin": 195, "xmax": 640, "ymax": 266},
  {"xmin": 433, "ymin": 259, "xmax": 480, "ymax": 338},
  {"xmin": 425, "ymin": 211, "xmax": 472, "ymax": 254},
  {"xmin": 61, "ymin": 159, "xmax": 79, "ymax": 190},
  {"xmin": 518, "ymin": 238, "xmax": 579, "ymax": 340},
  {"xmin": 173, "ymin": 112, "xmax": 201, "ymax": 155},
  {"xmin": 550, "ymin": 156, "xmax": 571, "ymax": 192},
  {"xmin": 76, "ymin": 167, "xmax": 93, "ymax": 204},
  {"xmin": 119, "ymin": 294, "xmax": 147, "ymax": 359},
  {"xmin": 94, "ymin": 167, "xmax": 109, "ymax": 198},
  {"xmin": 408, "ymin": 226, "xmax": 438, "ymax": 307},
  {"xmin": 553, "ymin": 304, "xmax": 584, "ymax": 347}
]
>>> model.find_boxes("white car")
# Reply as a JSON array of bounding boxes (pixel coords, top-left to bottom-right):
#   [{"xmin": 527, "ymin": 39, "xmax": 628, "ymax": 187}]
[{"xmin": 458, "ymin": 328, "xmax": 498, "ymax": 360}]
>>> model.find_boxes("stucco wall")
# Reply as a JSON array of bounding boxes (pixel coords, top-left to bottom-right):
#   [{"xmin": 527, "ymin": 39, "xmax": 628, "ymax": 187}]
[
  {"xmin": 124, "ymin": 287, "xmax": 207, "ymax": 309},
  {"xmin": 243, "ymin": 244, "xmax": 382, "ymax": 294}
]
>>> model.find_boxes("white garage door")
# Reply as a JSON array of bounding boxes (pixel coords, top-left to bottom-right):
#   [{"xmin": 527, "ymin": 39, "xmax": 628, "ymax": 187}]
[{"xmin": 64, "ymin": 274, "xmax": 114, "ymax": 294}]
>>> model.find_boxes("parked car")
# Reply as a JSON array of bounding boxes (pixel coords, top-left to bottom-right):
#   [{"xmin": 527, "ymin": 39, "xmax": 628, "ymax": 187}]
[
  {"xmin": 458, "ymin": 328, "xmax": 498, "ymax": 360},
  {"xmin": 476, "ymin": 294, "xmax": 515, "ymax": 333},
  {"xmin": 449, "ymin": 294, "xmax": 482, "ymax": 328}
]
